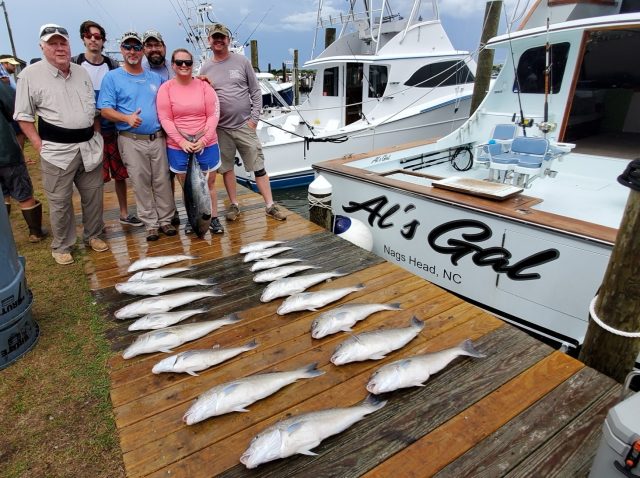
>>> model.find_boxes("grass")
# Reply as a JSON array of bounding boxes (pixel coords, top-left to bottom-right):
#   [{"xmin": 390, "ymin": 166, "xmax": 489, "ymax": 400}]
[{"xmin": 0, "ymin": 144, "xmax": 124, "ymax": 477}]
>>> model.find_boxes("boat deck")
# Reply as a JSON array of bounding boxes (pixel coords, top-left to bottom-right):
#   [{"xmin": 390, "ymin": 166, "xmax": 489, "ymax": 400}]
[
  {"xmin": 315, "ymin": 144, "xmax": 628, "ymax": 244},
  {"xmin": 84, "ymin": 181, "xmax": 622, "ymax": 477}
]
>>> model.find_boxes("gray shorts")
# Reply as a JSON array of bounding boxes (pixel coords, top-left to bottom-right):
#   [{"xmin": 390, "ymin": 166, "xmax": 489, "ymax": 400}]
[
  {"xmin": 217, "ymin": 124, "xmax": 265, "ymax": 174},
  {"xmin": 1, "ymin": 162, "xmax": 34, "ymax": 202}
]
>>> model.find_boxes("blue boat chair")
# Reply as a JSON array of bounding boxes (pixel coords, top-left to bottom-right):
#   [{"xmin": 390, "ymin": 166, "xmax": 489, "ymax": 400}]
[
  {"xmin": 506, "ymin": 137, "xmax": 550, "ymax": 187},
  {"xmin": 475, "ymin": 123, "xmax": 518, "ymax": 169}
]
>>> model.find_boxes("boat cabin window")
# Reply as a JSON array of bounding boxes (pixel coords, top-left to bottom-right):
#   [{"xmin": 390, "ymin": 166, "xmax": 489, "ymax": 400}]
[
  {"xmin": 513, "ymin": 42, "xmax": 570, "ymax": 94},
  {"xmin": 323, "ymin": 67, "xmax": 339, "ymax": 96},
  {"xmin": 404, "ymin": 61, "xmax": 475, "ymax": 88},
  {"xmin": 368, "ymin": 65, "xmax": 388, "ymax": 98}
]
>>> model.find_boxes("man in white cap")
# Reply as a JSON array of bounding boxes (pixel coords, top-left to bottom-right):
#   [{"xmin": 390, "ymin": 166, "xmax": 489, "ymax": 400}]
[
  {"xmin": 14, "ymin": 24, "xmax": 108, "ymax": 265},
  {"xmin": 0, "ymin": 56, "xmax": 19, "ymax": 88},
  {"xmin": 200, "ymin": 23, "xmax": 286, "ymax": 222}
]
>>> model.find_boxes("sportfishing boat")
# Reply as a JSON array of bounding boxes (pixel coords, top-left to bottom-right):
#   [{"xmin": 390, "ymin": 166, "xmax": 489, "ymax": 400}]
[
  {"xmin": 257, "ymin": 72, "xmax": 294, "ymax": 108},
  {"xmin": 314, "ymin": 1, "xmax": 640, "ymax": 349},
  {"xmin": 236, "ymin": 0, "xmax": 477, "ymax": 189}
]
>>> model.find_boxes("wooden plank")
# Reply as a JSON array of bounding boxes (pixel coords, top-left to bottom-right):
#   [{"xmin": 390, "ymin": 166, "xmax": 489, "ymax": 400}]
[
  {"xmin": 504, "ymin": 383, "xmax": 622, "ymax": 477},
  {"xmin": 434, "ymin": 366, "xmax": 621, "ymax": 477},
  {"xmin": 141, "ymin": 314, "xmax": 505, "ymax": 478},
  {"xmin": 363, "ymin": 352, "xmax": 584, "ymax": 478}
]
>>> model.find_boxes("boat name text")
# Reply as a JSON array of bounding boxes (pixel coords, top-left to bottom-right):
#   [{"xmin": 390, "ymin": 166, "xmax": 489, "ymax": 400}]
[{"xmin": 343, "ymin": 195, "xmax": 560, "ymax": 281}]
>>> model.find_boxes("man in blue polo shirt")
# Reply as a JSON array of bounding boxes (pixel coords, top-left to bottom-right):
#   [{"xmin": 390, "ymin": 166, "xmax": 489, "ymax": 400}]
[{"xmin": 98, "ymin": 31, "xmax": 175, "ymax": 241}]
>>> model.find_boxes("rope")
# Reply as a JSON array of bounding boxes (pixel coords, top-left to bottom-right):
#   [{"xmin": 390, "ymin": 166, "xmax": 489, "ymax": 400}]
[
  {"xmin": 307, "ymin": 193, "xmax": 332, "ymax": 210},
  {"xmin": 589, "ymin": 296, "xmax": 640, "ymax": 338}
]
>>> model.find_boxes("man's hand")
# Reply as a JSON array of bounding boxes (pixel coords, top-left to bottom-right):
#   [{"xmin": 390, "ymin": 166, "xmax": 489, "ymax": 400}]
[
  {"xmin": 247, "ymin": 120, "xmax": 257, "ymax": 130},
  {"xmin": 196, "ymin": 75, "xmax": 212, "ymax": 86},
  {"xmin": 127, "ymin": 108, "xmax": 143, "ymax": 128}
]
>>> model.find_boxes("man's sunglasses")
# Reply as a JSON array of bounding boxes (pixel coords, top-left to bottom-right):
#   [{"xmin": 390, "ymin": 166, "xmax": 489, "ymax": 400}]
[
  {"xmin": 83, "ymin": 32, "xmax": 103, "ymax": 41},
  {"xmin": 40, "ymin": 26, "xmax": 68, "ymax": 37},
  {"xmin": 173, "ymin": 59, "xmax": 193, "ymax": 67},
  {"xmin": 121, "ymin": 43, "xmax": 143, "ymax": 51}
]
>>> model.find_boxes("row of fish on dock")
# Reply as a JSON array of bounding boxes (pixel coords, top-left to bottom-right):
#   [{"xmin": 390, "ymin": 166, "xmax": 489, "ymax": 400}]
[{"xmin": 112, "ymin": 241, "xmax": 487, "ymax": 468}]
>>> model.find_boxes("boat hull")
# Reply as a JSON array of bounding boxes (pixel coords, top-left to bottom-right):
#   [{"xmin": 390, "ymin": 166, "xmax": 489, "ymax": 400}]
[
  {"xmin": 238, "ymin": 97, "xmax": 471, "ymax": 190},
  {"xmin": 317, "ymin": 169, "xmax": 612, "ymax": 347}
]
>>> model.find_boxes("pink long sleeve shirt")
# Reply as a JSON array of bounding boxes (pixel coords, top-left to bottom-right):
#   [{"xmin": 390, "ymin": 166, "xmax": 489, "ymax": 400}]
[{"xmin": 156, "ymin": 79, "xmax": 220, "ymax": 149}]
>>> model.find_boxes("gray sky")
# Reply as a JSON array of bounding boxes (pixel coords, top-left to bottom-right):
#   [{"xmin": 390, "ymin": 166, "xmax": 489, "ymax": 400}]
[{"xmin": 0, "ymin": 0, "xmax": 521, "ymax": 69}]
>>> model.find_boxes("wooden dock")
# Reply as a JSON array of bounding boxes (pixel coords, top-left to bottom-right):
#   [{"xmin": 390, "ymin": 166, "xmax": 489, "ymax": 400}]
[{"xmin": 84, "ymin": 181, "xmax": 622, "ymax": 477}]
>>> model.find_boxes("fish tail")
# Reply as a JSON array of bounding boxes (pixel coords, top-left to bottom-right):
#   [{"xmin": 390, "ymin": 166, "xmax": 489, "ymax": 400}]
[
  {"xmin": 244, "ymin": 339, "xmax": 259, "ymax": 350},
  {"xmin": 459, "ymin": 339, "xmax": 486, "ymax": 358},
  {"xmin": 354, "ymin": 283, "xmax": 365, "ymax": 290},
  {"xmin": 387, "ymin": 302, "xmax": 402, "ymax": 310},
  {"xmin": 411, "ymin": 316, "xmax": 425, "ymax": 329},
  {"xmin": 361, "ymin": 394, "xmax": 387, "ymax": 412},
  {"xmin": 208, "ymin": 286, "xmax": 225, "ymax": 296},
  {"xmin": 298, "ymin": 362, "xmax": 325, "ymax": 378},
  {"xmin": 201, "ymin": 277, "xmax": 218, "ymax": 286},
  {"xmin": 333, "ymin": 266, "xmax": 351, "ymax": 276},
  {"xmin": 225, "ymin": 312, "xmax": 243, "ymax": 323}
]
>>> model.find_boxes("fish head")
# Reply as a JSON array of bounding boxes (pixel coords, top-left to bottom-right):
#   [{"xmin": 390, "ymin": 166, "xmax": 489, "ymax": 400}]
[
  {"xmin": 194, "ymin": 214, "xmax": 211, "ymax": 238},
  {"xmin": 240, "ymin": 428, "xmax": 283, "ymax": 469},
  {"xmin": 151, "ymin": 355, "xmax": 176, "ymax": 374},
  {"xmin": 310, "ymin": 318, "xmax": 330, "ymax": 339},
  {"xmin": 366, "ymin": 363, "xmax": 404, "ymax": 394},
  {"xmin": 260, "ymin": 287, "xmax": 276, "ymax": 303},
  {"xmin": 330, "ymin": 342, "xmax": 352, "ymax": 365},
  {"xmin": 122, "ymin": 337, "xmax": 147, "ymax": 360}
]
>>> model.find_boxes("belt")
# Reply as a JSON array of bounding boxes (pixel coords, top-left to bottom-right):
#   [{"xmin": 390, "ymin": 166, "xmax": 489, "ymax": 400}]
[{"xmin": 118, "ymin": 130, "xmax": 164, "ymax": 141}]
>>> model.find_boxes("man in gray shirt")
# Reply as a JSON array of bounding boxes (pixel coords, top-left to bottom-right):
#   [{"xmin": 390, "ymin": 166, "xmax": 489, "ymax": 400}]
[
  {"xmin": 200, "ymin": 23, "xmax": 286, "ymax": 222},
  {"xmin": 14, "ymin": 23, "xmax": 108, "ymax": 265}
]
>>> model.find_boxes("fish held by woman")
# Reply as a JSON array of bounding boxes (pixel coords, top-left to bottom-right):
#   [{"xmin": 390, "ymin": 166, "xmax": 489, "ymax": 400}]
[{"xmin": 183, "ymin": 131, "xmax": 212, "ymax": 238}]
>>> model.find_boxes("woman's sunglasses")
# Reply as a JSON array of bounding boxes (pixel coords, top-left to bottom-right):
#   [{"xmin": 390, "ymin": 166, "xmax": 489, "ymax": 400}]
[
  {"xmin": 83, "ymin": 32, "xmax": 103, "ymax": 41},
  {"xmin": 121, "ymin": 43, "xmax": 143, "ymax": 52},
  {"xmin": 173, "ymin": 59, "xmax": 193, "ymax": 67}
]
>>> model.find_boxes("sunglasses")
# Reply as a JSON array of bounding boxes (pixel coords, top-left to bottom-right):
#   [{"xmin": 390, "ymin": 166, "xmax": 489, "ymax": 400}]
[
  {"xmin": 40, "ymin": 26, "xmax": 68, "ymax": 37},
  {"xmin": 173, "ymin": 59, "xmax": 193, "ymax": 67},
  {"xmin": 83, "ymin": 32, "xmax": 103, "ymax": 41},
  {"xmin": 121, "ymin": 43, "xmax": 143, "ymax": 52}
]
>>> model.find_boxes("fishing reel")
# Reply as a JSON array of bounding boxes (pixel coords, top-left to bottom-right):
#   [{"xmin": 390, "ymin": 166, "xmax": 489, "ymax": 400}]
[{"xmin": 538, "ymin": 121, "xmax": 557, "ymax": 134}]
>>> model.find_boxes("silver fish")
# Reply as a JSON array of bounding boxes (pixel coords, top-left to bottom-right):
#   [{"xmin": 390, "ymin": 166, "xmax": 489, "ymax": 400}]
[
  {"xmin": 115, "ymin": 277, "xmax": 217, "ymax": 296},
  {"xmin": 260, "ymin": 271, "xmax": 347, "ymax": 303},
  {"xmin": 114, "ymin": 289, "xmax": 223, "ymax": 319},
  {"xmin": 253, "ymin": 264, "xmax": 319, "ymax": 283},
  {"xmin": 127, "ymin": 266, "xmax": 194, "ymax": 282},
  {"xmin": 331, "ymin": 317, "xmax": 424, "ymax": 365},
  {"xmin": 122, "ymin": 315, "xmax": 241, "ymax": 359},
  {"xmin": 277, "ymin": 284, "xmax": 365, "ymax": 315},
  {"xmin": 184, "ymin": 131, "xmax": 212, "ymax": 238},
  {"xmin": 127, "ymin": 254, "xmax": 198, "ymax": 273},
  {"xmin": 183, "ymin": 363, "xmax": 324, "ymax": 425},
  {"xmin": 243, "ymin": 247, "xmax": 293, "ymax": 263},
  {"xmin": 152, "ymin": 339, "xmax": 258, "ymax": 376},
  {"xmin": 240, "ymin": 241, "xmax": 285, "ymax": 254},
  {"xmin": 250, "ymin": 257, "xmax": 303, "ymax": 272},
  {"xmin": 240, "ymin": 395, "xmax": 386, "ymax": 468},
  {"xmin": 311, "ymin": 303, "xmax": 402, "ymax": 339},
  {"xmin": 128, "ymin": 309, "xmax": 208, "ymax": 331},
  {"xmin": 366, "ymin": 339, "xmax": 486, "ymax": 394}
]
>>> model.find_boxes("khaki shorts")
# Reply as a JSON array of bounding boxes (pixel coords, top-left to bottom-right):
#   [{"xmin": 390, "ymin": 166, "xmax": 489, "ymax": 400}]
[{"xmin": 217, "ymin": 124, "xmax": 265, "ymax": 174}]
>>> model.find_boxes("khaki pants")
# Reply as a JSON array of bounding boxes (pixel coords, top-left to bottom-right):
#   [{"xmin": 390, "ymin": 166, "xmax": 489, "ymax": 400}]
[
  {"xmin": 217, "ymin": 125, "xmax": 265, "ymax": 174},
  {"xmin": 117, "ymin": 135, "xmax": 174, "ymax": 230},
  {"xmin": 41, "ymin": 151, "xmax": 104, "ymax": 253}
]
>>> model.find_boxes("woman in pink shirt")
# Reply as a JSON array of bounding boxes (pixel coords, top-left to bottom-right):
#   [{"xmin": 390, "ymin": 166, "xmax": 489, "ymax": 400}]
[{"xmin": 156, "ymin": 48, "xmax": 224, "ymax": 234}]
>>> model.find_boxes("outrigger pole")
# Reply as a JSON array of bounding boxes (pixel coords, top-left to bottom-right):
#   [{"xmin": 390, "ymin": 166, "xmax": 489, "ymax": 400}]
[{"xmin": 0, "ymin": 0, "xmax": 17, "ymax": 59}]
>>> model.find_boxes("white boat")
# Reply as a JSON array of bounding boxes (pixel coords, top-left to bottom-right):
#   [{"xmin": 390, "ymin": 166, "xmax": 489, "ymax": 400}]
[
  {"xmin": 314, "ymin": 1, "xmax": 640, "ymax": 349},
  {"xmin": 236, "ymin": 0, "xmax": 476, "ymax": 189},
  {"xmin": 257, "ymin": 72, "xmax": 294, "ymax": 108}
]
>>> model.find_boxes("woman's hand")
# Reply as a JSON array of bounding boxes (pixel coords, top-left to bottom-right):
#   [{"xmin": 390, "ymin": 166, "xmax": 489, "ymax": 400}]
[
  {"xmin": 179, "ymin": 140, "xmax": 195, "ymax": 153},
  {"xmin": 192, "ymin": 138, "xmax": 206, "ymax": 153}
]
